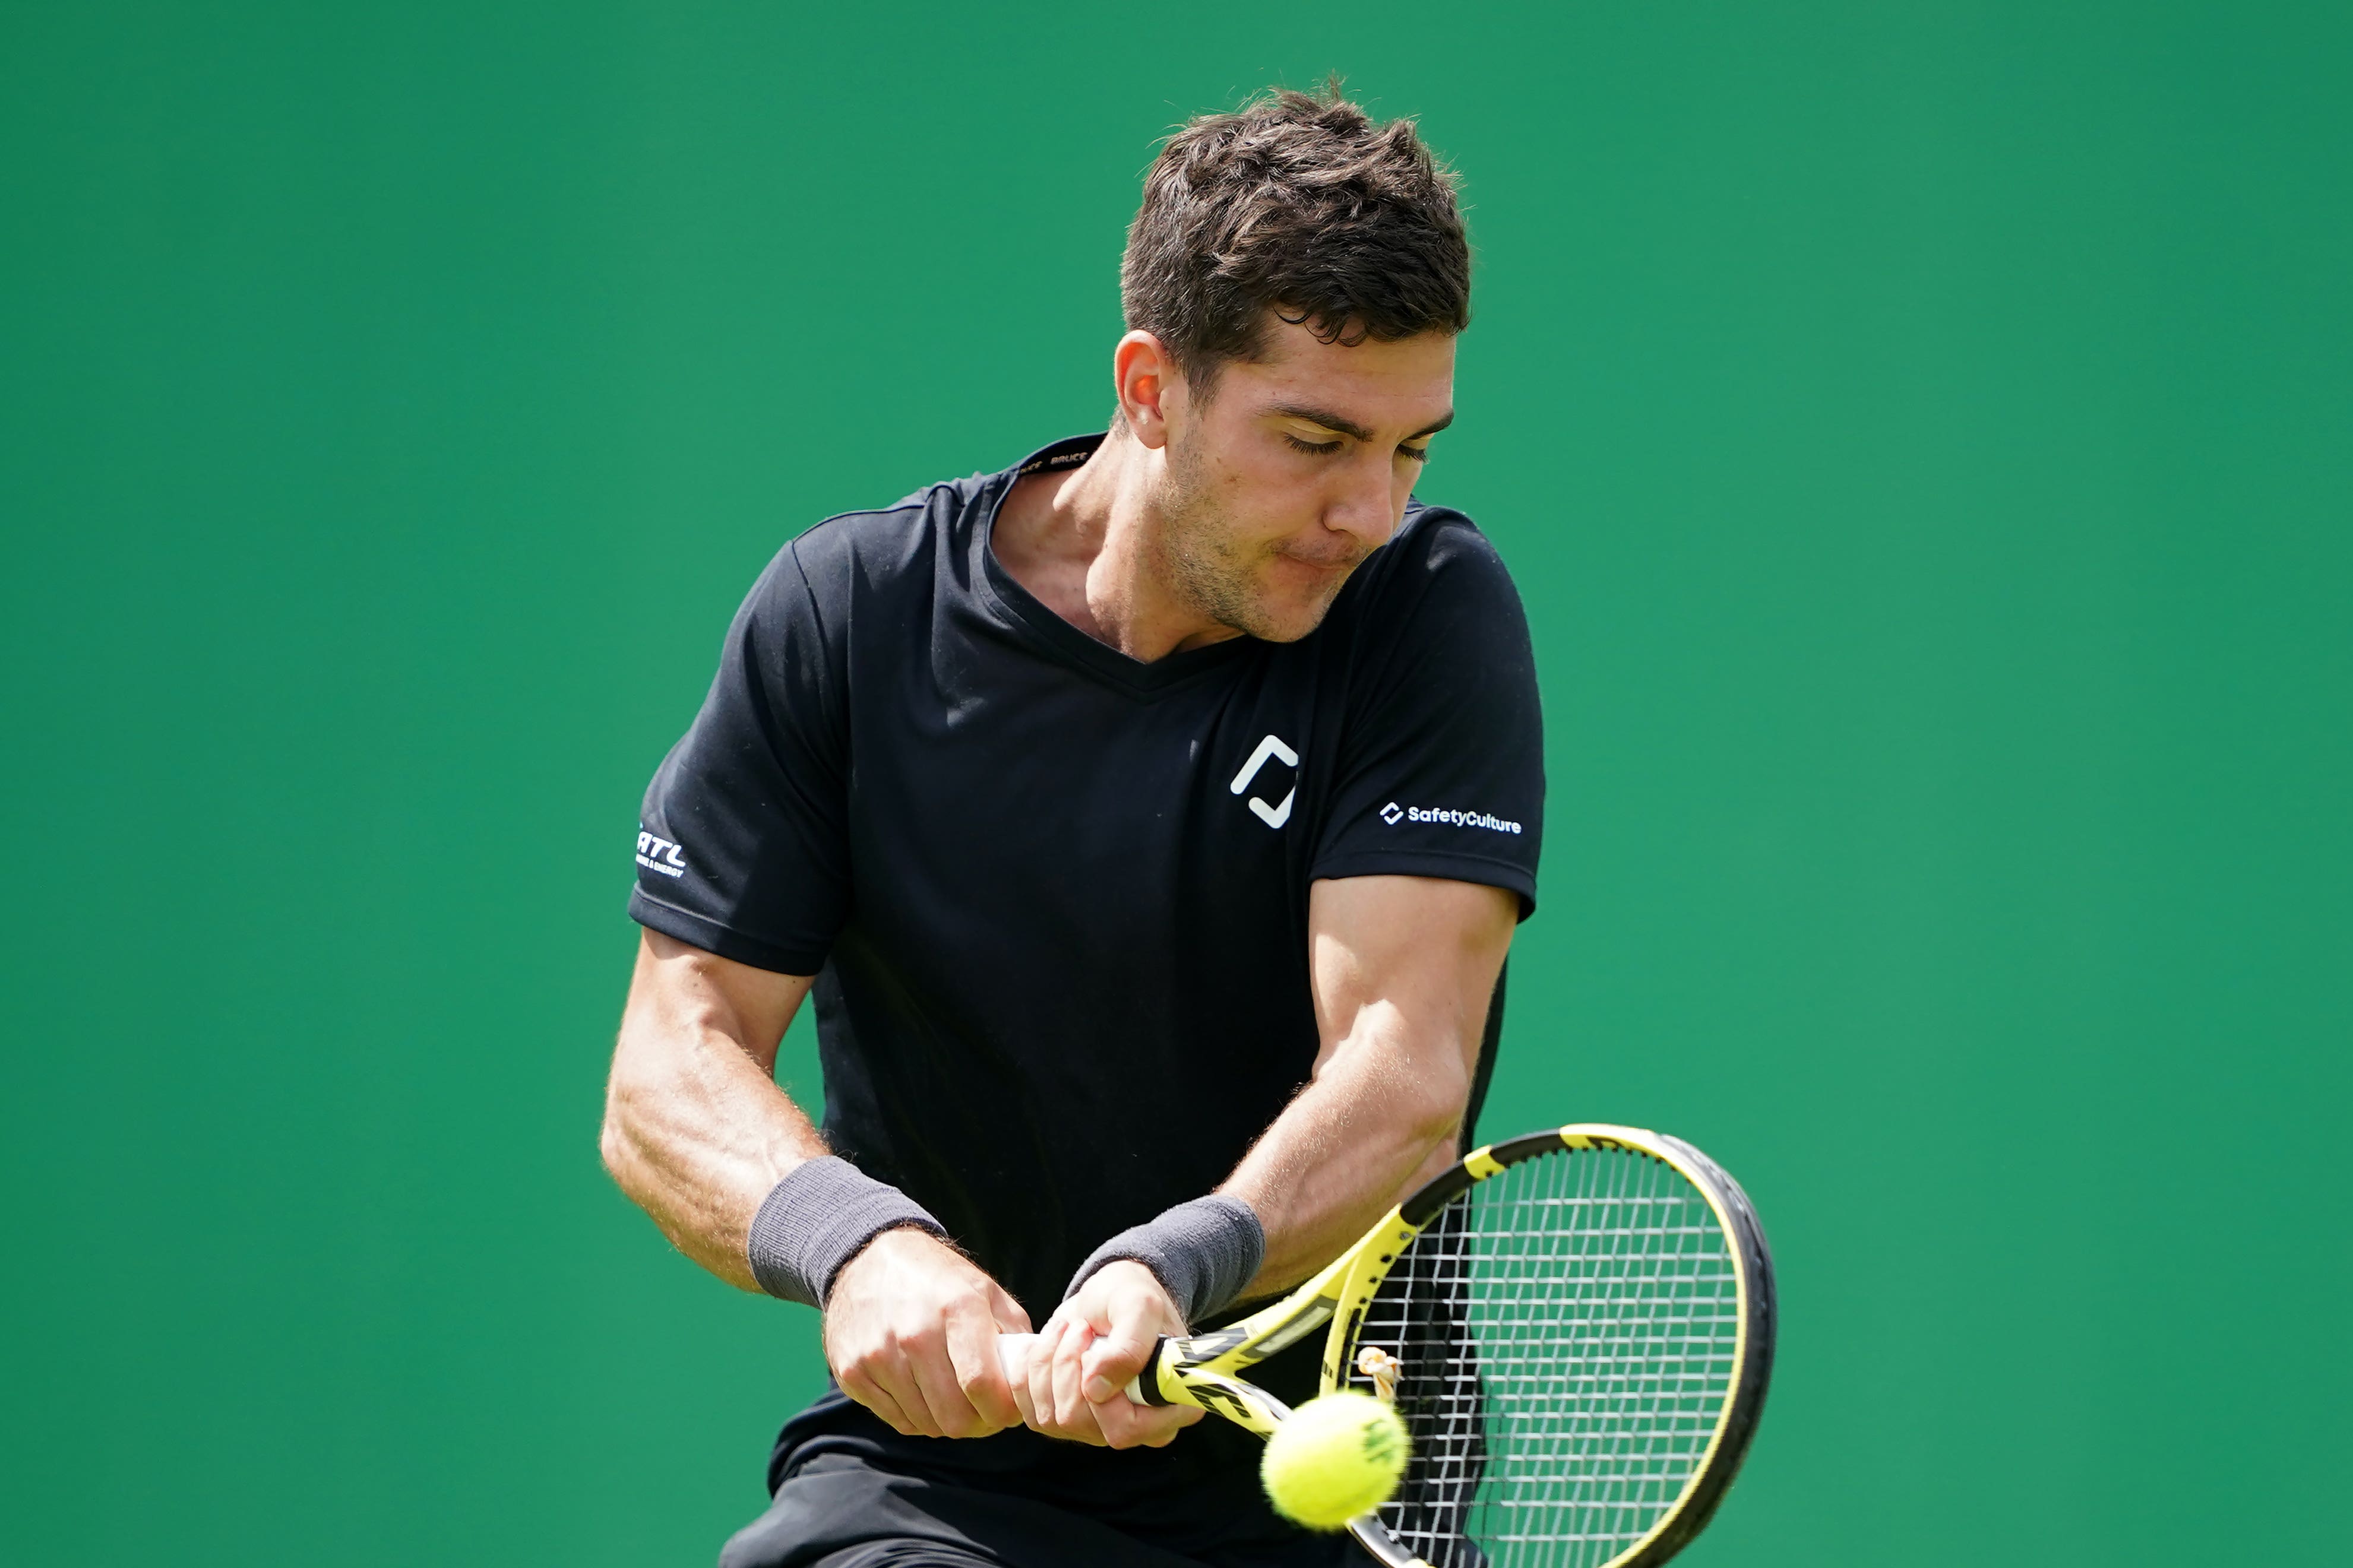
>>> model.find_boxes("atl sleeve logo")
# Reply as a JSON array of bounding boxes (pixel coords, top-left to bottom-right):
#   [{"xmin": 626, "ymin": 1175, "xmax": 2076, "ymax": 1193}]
[
  {"xmin": 635, "ymin": 829, "xmax": 688, "ymax": 878},
  {"xmin": 1229, "ymin": 734, "xmax": 1298, "ymax": 829}
]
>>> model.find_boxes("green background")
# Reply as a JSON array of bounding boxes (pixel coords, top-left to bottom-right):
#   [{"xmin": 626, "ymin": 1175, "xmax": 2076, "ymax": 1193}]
[{"xmin": 5, "ymin": 3, "xmax": 2346, "ymax": 1563}]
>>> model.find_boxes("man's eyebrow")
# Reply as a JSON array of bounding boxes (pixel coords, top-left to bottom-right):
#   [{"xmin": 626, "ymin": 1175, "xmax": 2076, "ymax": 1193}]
[{"xmin": 1269, "ymin": 403, "xmax": 1456, "ymax": 442}]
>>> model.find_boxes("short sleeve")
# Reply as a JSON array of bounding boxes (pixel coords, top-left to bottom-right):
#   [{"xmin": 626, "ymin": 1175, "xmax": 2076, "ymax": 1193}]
[
  {"xmin": 628, "ymin": 541, "xmax": 850, "ymax": 973},
  {"xmin": 1310, "ymin": 514, "xmax": 1545, "ymax": 917}
]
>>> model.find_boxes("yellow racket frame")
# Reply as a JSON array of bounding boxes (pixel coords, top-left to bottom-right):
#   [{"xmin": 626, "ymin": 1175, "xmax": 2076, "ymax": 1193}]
[{"xmin": 1129, "ymin": 1123, "xmax": 1775, "ymax": 1568}]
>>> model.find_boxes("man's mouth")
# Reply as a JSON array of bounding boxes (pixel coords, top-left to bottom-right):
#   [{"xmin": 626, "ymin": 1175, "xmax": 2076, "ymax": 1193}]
[{"xmin": 1273, "ymin": 544, "xmax": 1367, "ymax": 576}]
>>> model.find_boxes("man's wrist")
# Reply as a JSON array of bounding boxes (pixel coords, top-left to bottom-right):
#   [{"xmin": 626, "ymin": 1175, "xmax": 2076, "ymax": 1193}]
[
  {"xmin": 1063, "ymin": 1194, "xmax": 1265, "ymax": 1324},
  {"xmin": 745, "ymin": 1156, "xmax": 948, "ymax": 1307}
]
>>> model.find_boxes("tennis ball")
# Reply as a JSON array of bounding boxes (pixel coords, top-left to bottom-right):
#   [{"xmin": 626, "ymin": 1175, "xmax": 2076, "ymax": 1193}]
[{"xmin": 1261, "ymin": 1391, "xmax": 1410, "ymax": 1530}]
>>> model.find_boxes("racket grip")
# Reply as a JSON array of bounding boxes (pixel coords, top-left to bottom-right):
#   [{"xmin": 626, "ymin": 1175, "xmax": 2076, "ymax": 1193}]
[{"xmin": 993, "ymin": 1332, "xmax": 1152, "ymax": 1403}]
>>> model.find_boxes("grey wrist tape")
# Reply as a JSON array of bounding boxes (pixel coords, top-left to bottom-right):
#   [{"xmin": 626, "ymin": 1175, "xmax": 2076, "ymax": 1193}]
[
  {"xmin": 745, "ymin": 1156, "xmax": 948, "ymax": 1308},
  {"xmin": 1062, "ymin": 1195, "xmax": 1266, "ymax": 1324}
]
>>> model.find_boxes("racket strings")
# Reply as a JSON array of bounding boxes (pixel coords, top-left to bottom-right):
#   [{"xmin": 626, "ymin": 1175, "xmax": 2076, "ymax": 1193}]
[{"xmin": 1348, "ymin": 1148, "xmax": 1741, "ymax": 1568}]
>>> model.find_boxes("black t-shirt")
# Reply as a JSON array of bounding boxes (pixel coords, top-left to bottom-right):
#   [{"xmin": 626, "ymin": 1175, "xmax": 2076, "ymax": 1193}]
[{"xmin": 630, "ymin": 433, "xmax": 1544, "ymax": 1564}]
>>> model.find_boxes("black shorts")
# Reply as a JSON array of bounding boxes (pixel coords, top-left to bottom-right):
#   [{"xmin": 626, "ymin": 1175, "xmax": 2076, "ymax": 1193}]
[
  {"xmin": 724, "ymin": 1387, "xmax": 1350, "ymax": 1568},
  {"xmin": 719, "ymin": 1453, "xmax": 1234, "ymax": 1568}
]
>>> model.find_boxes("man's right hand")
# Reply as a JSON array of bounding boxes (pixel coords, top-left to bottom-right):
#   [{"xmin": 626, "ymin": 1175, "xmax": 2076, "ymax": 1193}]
[
  {"xmin": 823, "ymin": 1226, "xmax": 1034, "ymax": 1439},
  {"xmin": 1017, "ymin": 1259, "xmax": 1204, "ymax": 1449}
]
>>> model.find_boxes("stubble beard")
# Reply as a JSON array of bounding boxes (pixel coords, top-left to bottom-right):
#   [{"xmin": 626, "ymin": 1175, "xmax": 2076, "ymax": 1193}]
[{"xmin": 1152, "ymin": 436, "xmax": 1361, "ymax": 644}]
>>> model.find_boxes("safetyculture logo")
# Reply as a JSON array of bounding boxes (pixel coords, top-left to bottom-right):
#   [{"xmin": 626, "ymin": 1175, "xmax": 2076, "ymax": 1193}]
[
  {"xmin": 1230, "ymin": 734, "xmax": 1298, "ymax": 829},
  {"xmin": 1380, "ymin": 802, "xmax": 1525, "ymax": 835},
  {"xmin": 636, "ymin": 828, "xmax": 688, "ymax": 878}
]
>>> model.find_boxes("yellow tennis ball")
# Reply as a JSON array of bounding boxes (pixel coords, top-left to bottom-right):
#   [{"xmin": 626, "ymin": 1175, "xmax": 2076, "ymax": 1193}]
[{"xmin": 1260, "ymin": 1391, "xmax": 1410, "ymax": 1530}]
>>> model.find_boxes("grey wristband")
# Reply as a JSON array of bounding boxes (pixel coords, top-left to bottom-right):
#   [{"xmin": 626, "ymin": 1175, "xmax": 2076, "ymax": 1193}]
[
  {"xmin": 1062, "ymin": 1195, "xmax": 1266, "ymax": 1324},
  {"xmin": 745, "ymin": 1156, "xmax": 948, "ymax": 1307}
]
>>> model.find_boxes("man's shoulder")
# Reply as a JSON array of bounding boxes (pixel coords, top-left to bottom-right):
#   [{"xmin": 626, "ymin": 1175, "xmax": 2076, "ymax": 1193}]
[
  {"xmin": 1400, "ymin": 496, "xmax": 1513, "ymax": 565},
  {"xmin": 775, "ymin": 433, "xmax": 1093, "ymax": 605},
  {"xmin": 783, "ymin": 469, "xmax": 991, "ymax": 584},
  {"xmin": 1336, "ymin": 498, "xmax": 1524, "ymax": 620}
]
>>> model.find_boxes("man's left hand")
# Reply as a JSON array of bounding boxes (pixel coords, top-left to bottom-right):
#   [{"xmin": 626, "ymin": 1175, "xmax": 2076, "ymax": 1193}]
[{"xmin": 1015, "ymin": 1260, "xmax": 1205, "ymax": 1449}]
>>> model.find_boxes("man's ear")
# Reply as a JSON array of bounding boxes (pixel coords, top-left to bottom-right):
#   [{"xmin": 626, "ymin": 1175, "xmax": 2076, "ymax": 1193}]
[{"xmin": 1113, "ymin": 331, "xmax": 1187, "ymax": 451}]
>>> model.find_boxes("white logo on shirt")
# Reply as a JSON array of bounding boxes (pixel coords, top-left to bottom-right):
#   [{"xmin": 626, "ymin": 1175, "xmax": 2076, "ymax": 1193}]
[
  {"xmin": 1380, "ymin": 803, "xmax": 1524, "ymax": 834},
  {"xmin": 1229, "ymin": 734, "xmax": 1298, "ymax": 829},
  {"xmin": 636, "ymin": 829, "xmax": 688, "ymax": 878}
]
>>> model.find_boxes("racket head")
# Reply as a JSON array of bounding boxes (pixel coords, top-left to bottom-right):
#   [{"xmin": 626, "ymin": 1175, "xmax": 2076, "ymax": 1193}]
[{"xmin": 1329, "ymin": 1126, "xmax": 1776, "ymax": 1568}]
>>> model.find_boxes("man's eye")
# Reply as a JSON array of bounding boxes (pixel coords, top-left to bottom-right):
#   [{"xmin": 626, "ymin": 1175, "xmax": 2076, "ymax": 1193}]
[
  {"xmin": 1283, "ymin": 433, "xmax": 1344, "ymax": 457},
  {"xmin": 1399, "ymin": 444, "xmax": 1431, "ymax": 463}
]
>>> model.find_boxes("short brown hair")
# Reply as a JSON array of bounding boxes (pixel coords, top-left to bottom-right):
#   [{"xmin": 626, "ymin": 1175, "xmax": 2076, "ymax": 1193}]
[{"xmin": 1121, "ymin": 83, "xmax": 1471, "ymax": 387}]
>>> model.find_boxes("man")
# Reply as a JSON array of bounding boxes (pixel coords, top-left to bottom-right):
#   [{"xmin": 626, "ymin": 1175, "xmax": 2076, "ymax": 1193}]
[{"xmin": 604, "ymin": 85, "xmax": 1543, "ymax": 1568}]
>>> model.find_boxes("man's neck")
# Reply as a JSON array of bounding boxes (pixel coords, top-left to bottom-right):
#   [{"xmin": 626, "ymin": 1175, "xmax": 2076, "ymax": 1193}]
[{"xmin": 990, "ymin": 428, "xmax": 1241, "ymax": 664}]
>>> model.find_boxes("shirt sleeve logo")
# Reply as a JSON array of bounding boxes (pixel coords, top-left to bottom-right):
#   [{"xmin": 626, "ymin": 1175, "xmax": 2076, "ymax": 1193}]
[
  {"xmin": 1378, "ymin": 803, "xmax": 1525, "ymax": 835},
  {"xmin": 635, "ymin": 828, "xmax": 688, "ymax": 878},
  {"xmin": 1228, "ymin": 734, "xmax": 1299, "ymax": 830}
]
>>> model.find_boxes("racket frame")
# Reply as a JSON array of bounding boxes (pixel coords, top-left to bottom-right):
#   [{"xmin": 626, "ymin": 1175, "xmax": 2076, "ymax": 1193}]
[{"xmin": 1131, "ymin": 1123, "xmax": 1776, "ymax": 1568}]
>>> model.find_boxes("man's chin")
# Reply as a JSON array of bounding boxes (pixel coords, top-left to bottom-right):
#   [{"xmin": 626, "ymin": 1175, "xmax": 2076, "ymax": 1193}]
[{"xmin": 1229, "ymin": 584, "xmax": 1350, "ymax": 644}]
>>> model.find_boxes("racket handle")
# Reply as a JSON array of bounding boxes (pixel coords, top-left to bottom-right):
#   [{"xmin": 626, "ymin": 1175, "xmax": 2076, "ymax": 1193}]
[{"xmin": 993, "ymin": 1331, "xmax": 1152, "ymax": 1403}]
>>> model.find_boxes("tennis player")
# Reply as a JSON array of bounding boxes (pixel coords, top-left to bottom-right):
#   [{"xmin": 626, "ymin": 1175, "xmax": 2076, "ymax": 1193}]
[{"xmin": 604, "ymin": 85, "xmax": 1544, "ymax": 1568}]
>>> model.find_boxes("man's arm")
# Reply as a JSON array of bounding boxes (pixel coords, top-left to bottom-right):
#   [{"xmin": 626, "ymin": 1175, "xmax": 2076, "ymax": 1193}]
[
  {"xmin": 600, "ymin": 931, "xmax": 819, "ymax": 1287},
  {"xmin": 1228, "ymin": 872, "xmax": 1517, "ymax": 1289},
  {"xmin": 602, "ymin": 929, "xmax": 1031, "ymax": 1438},
  {"xmin": 1032, "ymin": 873, "xmax": 1515, "ymax": 1444}
]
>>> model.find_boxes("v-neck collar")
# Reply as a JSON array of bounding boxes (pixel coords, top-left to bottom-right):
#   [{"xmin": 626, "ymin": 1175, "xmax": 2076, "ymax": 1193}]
[{"xmin": 973, "ymin": 433, "xmax": 1259, "ymax": 700}]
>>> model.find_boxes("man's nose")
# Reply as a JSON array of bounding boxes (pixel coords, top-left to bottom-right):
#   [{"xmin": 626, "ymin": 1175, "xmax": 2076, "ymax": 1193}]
[{"xmin": 1324, "ymin": 451, "xmax": 1401, "ymax": 546}]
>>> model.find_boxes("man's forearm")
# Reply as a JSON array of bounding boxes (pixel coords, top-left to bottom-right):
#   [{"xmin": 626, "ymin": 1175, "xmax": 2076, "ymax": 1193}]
[
  {"xmin": 1219, "ymin": 1003, "xmax": 1473, "ymax": 1294},
  {"xmin": 600, "ymin": 934, "xmax": 826, "ymax": 1291},
  {"xmin": 1219, "ymin": 875, "xmax": 1516, "ymax": 1298},
  {"xmin": 602, "ymin": 1028, "xmax": 824, "ymax": 1290},
  {"xmin": 606, "ymin": 942, "xmax": 1029, "ymax": 1439}
]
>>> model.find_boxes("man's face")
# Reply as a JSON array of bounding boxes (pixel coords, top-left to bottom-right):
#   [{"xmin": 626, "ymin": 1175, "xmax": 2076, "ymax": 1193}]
[{"xmin": 1153, "ymin": 319, "xmax": 1456, "ymax": 644}]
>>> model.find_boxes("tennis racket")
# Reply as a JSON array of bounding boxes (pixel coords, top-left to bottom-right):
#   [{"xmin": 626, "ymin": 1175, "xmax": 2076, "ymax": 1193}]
[{"xmin": 999, "ymin": 1124, "xmax": 1775, "ymax": 1568}]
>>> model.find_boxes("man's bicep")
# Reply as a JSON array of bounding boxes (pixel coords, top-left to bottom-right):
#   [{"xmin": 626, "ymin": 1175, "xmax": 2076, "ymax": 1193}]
[
  {"xmin": 1305, "ymin": 873, "xmax": 1517, "ymax": 1075},
  {"xmin": 623, "ymin": 928, "xmax": 816, "ymax": 1074}
]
